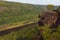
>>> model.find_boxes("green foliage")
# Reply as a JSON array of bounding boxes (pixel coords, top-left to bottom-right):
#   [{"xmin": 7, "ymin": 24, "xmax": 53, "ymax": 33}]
[
  {"xmin": 0, "ymin": 1, "xmax": 41, "ymax": 27},
  {"xmin": 0, "ymin": 23, "xmax": 60, "ymax": 40},
  {"xmin": 0, "ymin": 24, "xmax": 39, "ymax": 40},
  {"xmin": 47, "ymin": 4, "xmax": 54, "ymax": 11}
]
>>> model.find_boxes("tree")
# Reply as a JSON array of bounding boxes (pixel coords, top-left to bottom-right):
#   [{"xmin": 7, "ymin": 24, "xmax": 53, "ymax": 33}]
[{"xmin": 47, "ymin": 4, "xmax": 54, "ymax": 11}]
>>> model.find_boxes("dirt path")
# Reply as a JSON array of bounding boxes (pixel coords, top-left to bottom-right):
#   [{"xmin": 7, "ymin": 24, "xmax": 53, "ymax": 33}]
[
  {"xmin": 0, "ymin": 22, "xmax": 37, "ymax": 36},
  {"xmin": 0, "ymin": 18, "xmax": 38, "ymax": 31}
]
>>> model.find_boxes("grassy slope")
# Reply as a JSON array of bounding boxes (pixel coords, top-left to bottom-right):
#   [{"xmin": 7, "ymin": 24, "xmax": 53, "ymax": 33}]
[
  {"xmin": 0, "ymin": 1, "xmax": 42, "ymax": 28},
  {"xmin": 0, "ymin": 23, "xmax": 60, "ymax": 40},
  {"xmin": 0, "ymin": 23, "xmax": 39, "ymax": 40}
]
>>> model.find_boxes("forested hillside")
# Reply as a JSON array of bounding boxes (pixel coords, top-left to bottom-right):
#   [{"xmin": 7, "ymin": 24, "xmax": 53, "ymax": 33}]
[{"xmin": 0, "ymin": 1, "xmax": 43, "ymax": 28}]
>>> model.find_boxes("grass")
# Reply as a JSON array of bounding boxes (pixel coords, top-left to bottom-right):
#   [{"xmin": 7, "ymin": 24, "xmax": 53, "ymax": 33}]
[
  {"xmin": 0, "ymin": 24, "xmax": 39, "ymax": 40},
  {"xmin": 0, "ymin": 18, "xmax": 38, "ymax": 31},
  {"xmin": 0, "ymin": 24, "xmax": 60, "ymax": 40},
  {"xmin": 0, "ymin": 1, "xmax": 40, "ymax": 28}
]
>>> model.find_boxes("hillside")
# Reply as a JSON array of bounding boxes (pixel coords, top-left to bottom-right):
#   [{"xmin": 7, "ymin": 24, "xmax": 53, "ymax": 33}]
[
  {"xmin": 0, "ymin": 1, "xmax": 44, "ymax": 28},
  {"xmin": 0, "ymin": 1, "xmax": 60, "ymax": 40}
]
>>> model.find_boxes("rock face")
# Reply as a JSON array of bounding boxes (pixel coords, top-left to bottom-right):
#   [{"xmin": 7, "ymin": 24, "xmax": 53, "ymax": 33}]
[
  {"xmin": 38, "ymin": 10, "xmax": 60, "ymax": 28},
  {"xmin": 38, "ymin": 10, "xmax": 60, "ymax": 40}
]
